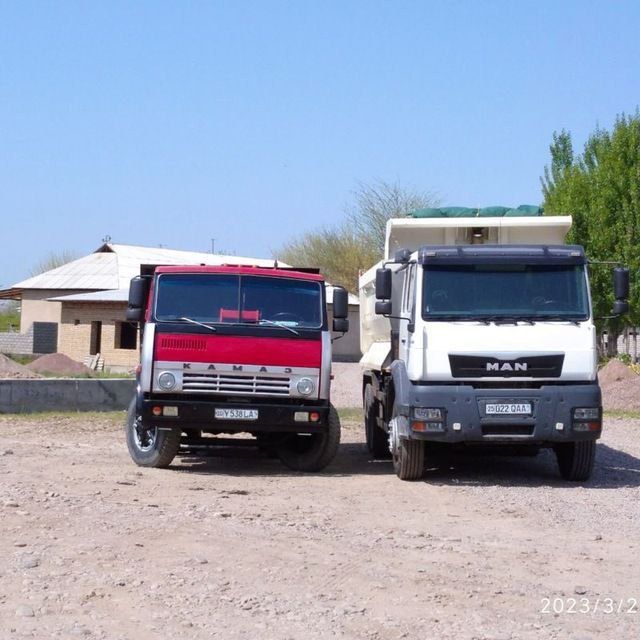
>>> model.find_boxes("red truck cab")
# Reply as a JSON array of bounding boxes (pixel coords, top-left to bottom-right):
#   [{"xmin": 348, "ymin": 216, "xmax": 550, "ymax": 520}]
[{"xmin": 125, "ymin": 264, "xmax": 349, "ymax": 472}]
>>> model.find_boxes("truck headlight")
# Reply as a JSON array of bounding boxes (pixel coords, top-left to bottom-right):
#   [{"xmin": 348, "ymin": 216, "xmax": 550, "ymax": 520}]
[
  {"xmin": 158, "ymin": 371, "xmax": 177, "ymax": 390},
  {"xmin": 296, "ymin": 378, "xmax": 315, "ymax": 396},
  {"xmin": 573, "ymin": 408, "xmax": 600, "ymax": 420},
  {"xmin": 572, "ymin": 407, "xmax": 601, "ymax": 432},
  {"xmin": 414, "ymin": 407, "xmax": 443, "ymax": 420}
]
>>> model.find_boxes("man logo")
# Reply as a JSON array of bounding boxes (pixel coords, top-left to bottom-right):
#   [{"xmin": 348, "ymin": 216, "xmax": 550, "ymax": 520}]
[{"xmin": 486, "ymin": 362, "xmax": 528, "ymax": 372}]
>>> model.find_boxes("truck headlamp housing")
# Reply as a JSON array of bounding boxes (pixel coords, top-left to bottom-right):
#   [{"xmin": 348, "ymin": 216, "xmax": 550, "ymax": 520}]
[
  {"xmin": 414, "ymin": 407, "xmax": 443, "ymax": 421},
  {"xmin": 158, "ymin": 371, "xmax": 177, "ymax": 390},
  {"xmin": 296, "ymin": 377, "xmax": 315, "ymax": 396},
  {"xmin": 573, "ymin": 408, "xmax": 600, "ymax": 420}
]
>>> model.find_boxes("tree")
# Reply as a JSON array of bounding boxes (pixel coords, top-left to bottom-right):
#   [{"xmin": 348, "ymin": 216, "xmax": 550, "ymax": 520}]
[
  {"xmin": 30, "ymin": 250, "xmax": 80, "ymax": 276},
  {"xmin": 346, "ymin": 179, "xmax": 439, "ymax": 254},
  {"xmin": 278, "ymin": 224, "xmax": 378, "ymax": 293},
  {"xmin": 542, "ymin": 113, "xmax": 640, "ymax": 355},
  {"xmin": 278, "ymin": 180, "xmax": 438, "ymax": 292}
]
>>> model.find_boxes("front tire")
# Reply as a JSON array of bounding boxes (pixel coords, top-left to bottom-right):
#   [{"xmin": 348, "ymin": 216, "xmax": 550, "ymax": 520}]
[
  {"xmin": 389, "ymin": 414, "xmax": 424, "ymax": 481},
  {"xmin": 276, "ymin": 404, "xmax": 341, "ymax": 472},
  {"xmin": 554, "ymin": 440, "xmax": 596, "ymax": 481},
  {"xmin": 125, "ymin": 398, "xmax": 181, "ymax": 468}
]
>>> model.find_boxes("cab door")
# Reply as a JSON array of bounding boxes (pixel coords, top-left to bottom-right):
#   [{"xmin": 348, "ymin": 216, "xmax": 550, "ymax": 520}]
[{"xmin": 398, "ymin": 264, "xmax": 416, "ymax": 363}]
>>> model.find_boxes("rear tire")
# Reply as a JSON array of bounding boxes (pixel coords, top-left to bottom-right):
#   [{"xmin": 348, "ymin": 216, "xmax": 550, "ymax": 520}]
[
  {"xmin": 276, "ymin": 404, "xmax": 341, "ymax": 472},
  {"xmin": 125, "ymin": 398, "xmax": 181, "ymax": 468},
  {"xmin": 364, "ymin": 384, "xmax": 391, "ymax": 459},
  {"xmin": 554, "ymin": 440, "xmax": 596, "ymax": 481}
]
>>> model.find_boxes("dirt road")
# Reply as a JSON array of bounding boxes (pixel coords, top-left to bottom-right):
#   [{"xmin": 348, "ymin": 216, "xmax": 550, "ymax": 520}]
[{"xmin": 1, "ymin": 412, "xmax": 639, "ymax": 639}]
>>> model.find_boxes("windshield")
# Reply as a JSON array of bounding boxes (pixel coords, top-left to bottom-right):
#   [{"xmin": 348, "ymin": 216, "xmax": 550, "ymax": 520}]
[
  {"xmin": 155, "ymin": 274, "xmax": 323, "ymax": 328},
  {"xmin": 422, "ymin": 264, "xmax": 589, "ymax": 321}
]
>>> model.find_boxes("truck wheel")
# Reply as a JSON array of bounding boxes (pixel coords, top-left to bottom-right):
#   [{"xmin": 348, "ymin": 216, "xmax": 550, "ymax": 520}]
[
  {"xmin": 389, "ymin": 416, "xmax": 424, "ymax": 481},
  {"xmin": 554, "ymin": 440, "xmax": 596, "ymax": 481},
  {"xmin": 125, "ymin": 398, "xmax": 181, "ymax": 468},
  {"xmin": 364, "ymin": 384, "xmax": 391, "ymax": 458},
  {"xmin": 511, "ymin": 445, "xmax": 540, "ymax": 457},
  {"xmin": 276, "ymin": 404, "xmax": 341, "ymax": 472}
]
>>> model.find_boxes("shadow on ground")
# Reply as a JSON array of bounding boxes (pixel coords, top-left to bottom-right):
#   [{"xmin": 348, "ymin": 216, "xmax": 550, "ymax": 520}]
[{"xmin": 171, "ymin": 439, "xmax": 640, "ymax": 488}]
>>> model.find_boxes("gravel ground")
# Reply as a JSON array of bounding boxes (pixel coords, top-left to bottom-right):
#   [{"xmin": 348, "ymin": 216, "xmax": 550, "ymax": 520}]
[
  {"xmin": 1, "ymin": 412, "xmax": 639, "ymax": 639},
  {"xmin": 331, "ymin": 362, "xmax": 363, "ymax": 409}
]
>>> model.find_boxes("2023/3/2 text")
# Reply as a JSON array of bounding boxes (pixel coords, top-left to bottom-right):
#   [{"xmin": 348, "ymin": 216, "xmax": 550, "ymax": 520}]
[{"xmin": 541, "ymin": 597, "xmax": 638, "ymax": 614}]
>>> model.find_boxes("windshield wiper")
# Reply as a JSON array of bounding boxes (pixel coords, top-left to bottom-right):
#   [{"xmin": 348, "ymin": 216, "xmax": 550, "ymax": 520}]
[
  {"xmin": 425, "ymin": 314, "xmax": 496, "ymax": 324},
  {"xmin": 178, "ymin": 317, "xmax": 217, "ymax": 332},
  {"xmin": 480, "ymin": 316, "xmax": 535, "ymax": 325},
  {"xmin": 534, "ymin": 315, "xmax": 582, "ymax": 325},
  {"xmin": 258, "ymin": 319, "xmax": 300, "ymax": 335}
]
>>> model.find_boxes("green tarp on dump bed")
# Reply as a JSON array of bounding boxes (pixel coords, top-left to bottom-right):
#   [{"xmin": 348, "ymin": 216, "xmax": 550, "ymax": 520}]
[{"xmin": 409, "ymin": 204, "xmax": 543, "ymax": 218}]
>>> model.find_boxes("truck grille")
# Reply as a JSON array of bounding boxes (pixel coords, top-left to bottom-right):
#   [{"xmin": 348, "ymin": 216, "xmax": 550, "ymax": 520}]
[{"xmin": 182, "ymin": 371, "xmax": 290, "ymax": 396}]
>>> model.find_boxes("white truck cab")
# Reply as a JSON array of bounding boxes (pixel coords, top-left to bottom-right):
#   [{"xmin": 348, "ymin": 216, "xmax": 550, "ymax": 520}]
[{"xmin": 360, "ymin": 211, "xmax": 629, "ymax": 481}]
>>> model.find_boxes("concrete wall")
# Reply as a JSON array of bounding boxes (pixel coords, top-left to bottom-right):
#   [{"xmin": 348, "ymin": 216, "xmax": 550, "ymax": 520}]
[
  {"xmin": 0, "ymin": 326, "xmax": 34, "ymax": 354},
  {"xmin": 0, "ymin": 378, "xmax": 136, "ymax": 413},
  {"xmin": 329, "ymin": 305, "xmax": 361, "ymax": 361},
  {"xmin": 59, "ymin": 302, "xmax": 139, "ymax": 372}
]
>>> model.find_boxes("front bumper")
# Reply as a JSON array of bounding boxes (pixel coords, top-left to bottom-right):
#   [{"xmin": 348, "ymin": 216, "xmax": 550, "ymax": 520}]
[
  {"xmin": 140, "ymin": 396, "xmax": 330, "ymax": 434},
  {"xmin": 400, "ymin": 383, "xmax": 602, "ymax": 444}
]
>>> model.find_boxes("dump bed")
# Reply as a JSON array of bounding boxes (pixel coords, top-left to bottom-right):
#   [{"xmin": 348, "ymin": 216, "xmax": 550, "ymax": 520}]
[{"xmin": 359, "ymin": 215, "xmax": 573, "ymax": 367}]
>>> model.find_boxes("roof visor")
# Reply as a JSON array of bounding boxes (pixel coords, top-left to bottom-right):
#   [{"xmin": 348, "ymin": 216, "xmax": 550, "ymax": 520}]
[{"xmin": 418, "ymin": 244, "xmax": 586, "ymax": 266}]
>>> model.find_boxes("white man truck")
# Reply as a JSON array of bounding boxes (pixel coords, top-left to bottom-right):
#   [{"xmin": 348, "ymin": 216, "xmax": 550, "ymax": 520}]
[{"xmin": 359, "ymin": 207, "xmax": 630, "ymax": 481}]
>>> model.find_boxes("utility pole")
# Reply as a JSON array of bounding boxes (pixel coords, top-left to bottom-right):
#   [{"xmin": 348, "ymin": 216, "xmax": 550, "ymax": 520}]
[{"xmin": 210, "ymin": 238, "xmax": 215, "ymax": 254}]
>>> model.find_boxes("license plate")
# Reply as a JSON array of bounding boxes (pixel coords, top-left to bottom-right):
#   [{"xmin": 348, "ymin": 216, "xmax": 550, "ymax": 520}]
[
  {"xmin": 214, "ymin": 408, "xmax": 259, "ymax": 421},
  {"xmin": 485, "ymin": 403, "xmax": 531, "ymax": 415}
]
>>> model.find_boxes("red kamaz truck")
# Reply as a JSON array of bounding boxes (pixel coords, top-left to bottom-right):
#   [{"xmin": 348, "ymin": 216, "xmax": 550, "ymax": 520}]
[{"xmin": 125, "ymin": 264, "xmax": 349, "ymax": 472}]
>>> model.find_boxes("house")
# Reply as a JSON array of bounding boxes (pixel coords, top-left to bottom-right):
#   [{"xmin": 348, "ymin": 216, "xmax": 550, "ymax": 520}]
[{"xmin": 0, "ymin": 243, "xmax": 360, "ymax": 370}]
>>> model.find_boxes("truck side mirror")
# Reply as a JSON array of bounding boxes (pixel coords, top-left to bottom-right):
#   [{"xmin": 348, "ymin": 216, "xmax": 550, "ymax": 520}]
[
  {"xmin": 127, "ymin": 276, "xmax": 150, "ymax": 323},
  {"xmin": 613, "ymin": 299, "xmax": 629, "ymax": 316},
  {"xmin": 375, "ymin": 301, "xmax": 392, "ymax": 315},
  {"xmin": 375, "ymin": 268, "xmax": 392, "ymax": 300},
  {"xmin": 332, "ymin": 318, "xmax": 349, "ymax": 333},
  {"xmin": 332, "ymin": 287, "xmax": 349, "ymax": 319},
  {"xmin": 614, "ymin": 267, "xmax": 630, "ymax": 300}
]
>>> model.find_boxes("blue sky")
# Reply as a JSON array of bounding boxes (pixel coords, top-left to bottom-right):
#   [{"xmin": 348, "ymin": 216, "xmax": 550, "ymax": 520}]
[{"xmin": 1, "ymin": 0, "xmax": 639, "ymax": 287}]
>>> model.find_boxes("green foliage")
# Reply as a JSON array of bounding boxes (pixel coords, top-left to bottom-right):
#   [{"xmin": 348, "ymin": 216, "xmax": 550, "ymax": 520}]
[
  {"xmin": 542, "ymin": 113, "xmax": 640, "ymax": 340},
  {"xmin": 30, "ymin": 250, "xmax": 80, "ymax": 276},
  {"xmin": 278, "ymin": 180, "xmax": 438, "ymax": 292},
  {"xmin": 278, "ymin": 223, "xmax": 378, "ymax": 293},
  {"xmin": 0, "ymin": 310, "xmax": 20, "ymax": 332}
]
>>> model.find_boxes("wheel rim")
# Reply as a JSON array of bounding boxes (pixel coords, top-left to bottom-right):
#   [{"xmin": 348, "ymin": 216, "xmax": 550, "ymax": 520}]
[
  {"xmin": 132, "ymin": 416, "xmax": 157, "ymax": 452},
  {"xmin": 388, "ymin": 418, "xmax": 400, "ymax": 465}
]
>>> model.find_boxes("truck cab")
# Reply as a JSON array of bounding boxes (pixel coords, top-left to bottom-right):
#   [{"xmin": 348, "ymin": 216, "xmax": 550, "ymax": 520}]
[
  {"xmin": 125, "ymin": 264, "xmax": 349, "ymax": 472},
  {"xmin": 360, "ymin": 211, "xmax": 629, "ymax": 481}
]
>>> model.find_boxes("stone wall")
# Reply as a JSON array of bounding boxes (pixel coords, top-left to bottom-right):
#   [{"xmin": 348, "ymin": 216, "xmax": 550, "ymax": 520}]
[{"xmin": 0, "ymin": 326, "xmax": 34, "ymax": 354}]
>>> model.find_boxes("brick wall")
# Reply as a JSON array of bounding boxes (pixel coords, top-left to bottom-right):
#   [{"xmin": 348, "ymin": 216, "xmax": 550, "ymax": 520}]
[{"xmin": 59, "ymin": 302, "xmax": 139, "ymax": 372}]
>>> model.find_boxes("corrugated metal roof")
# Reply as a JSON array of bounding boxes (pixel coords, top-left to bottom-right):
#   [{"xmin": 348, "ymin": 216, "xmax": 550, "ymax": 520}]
[
  {"xmin": 5, "ymin": 243, "xmax": 359, "ymax": 305},
  {"xmin": 48, "ymin": 288, "xmax": 130, "ymax": 302},
  {"xmin": 9, "ymin": 244, "xmax": 279, "ymax": 292}
]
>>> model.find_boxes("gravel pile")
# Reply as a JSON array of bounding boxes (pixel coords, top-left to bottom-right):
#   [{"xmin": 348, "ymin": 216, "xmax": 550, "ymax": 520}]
[
  {"xmin": 0, "ymin": 354, "xmax": 41, "ymax": 379},
  {"xmin": 26, "ymin": 353, "xmax": 92, "ymax": 376},
  {"xmin": 600, "ymin": 359, "xmax": 640, "ymax": 411},
  {"xmin": 598, "ymin": 358, "xmax": 637, "ymax": 386}
]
